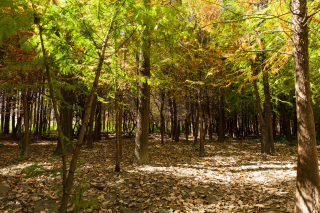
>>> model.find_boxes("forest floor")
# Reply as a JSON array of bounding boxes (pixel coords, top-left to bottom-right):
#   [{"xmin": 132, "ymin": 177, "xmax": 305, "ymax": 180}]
[{"xmin": 0, "ymin": 134, "xmax": 303, "ymax": 213}]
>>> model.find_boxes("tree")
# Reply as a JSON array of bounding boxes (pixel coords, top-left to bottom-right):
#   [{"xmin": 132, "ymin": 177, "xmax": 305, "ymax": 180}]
[
  {"xmin": 292, "ymin": 0, "xmax": 320, "ymax": 211},
  {"xmin": 134, "ymin": 0, "xmax": 151, "ymax": 165}
]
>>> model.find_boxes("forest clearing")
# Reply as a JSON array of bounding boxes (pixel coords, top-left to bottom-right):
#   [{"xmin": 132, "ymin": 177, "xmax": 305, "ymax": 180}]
[{"xmin": 1, "ymin": 134, "xmax": 299, "ymax": 213}]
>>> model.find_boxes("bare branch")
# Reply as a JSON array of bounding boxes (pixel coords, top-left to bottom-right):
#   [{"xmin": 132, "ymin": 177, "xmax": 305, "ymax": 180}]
[{"xmin": 244, "ymin": 49, "xmax": 293, "ymax": 55}]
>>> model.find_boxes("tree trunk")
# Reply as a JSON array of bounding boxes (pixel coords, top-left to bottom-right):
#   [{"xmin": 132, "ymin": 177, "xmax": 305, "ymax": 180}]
[
  {"xmin": 93, "ymin": 100, "xmax": 102, "ymax": 142},
  {"xmin": 21, "ymin": 88, "xmax": 29, "ymax": 159},
  {"xmin": 272, "ymin": 110, "xmax": 277, "ymax": 137},
  {"xmin": 218, "ymin": 89, "xmax": 225, "ymax": 142},
  {"xmin": 262, "ymin": 71, "xmax": 275, "ymax": 153},
  {"xmin": 252, "ymin": 58, "xmax": 270, "ymax": 154},
  {"xmin": 11, "ymin": 96, "xmax": 16, "ymax": 135},
  {"xmin": 193, "ymin": 102, "xmax": 199, "ymax": 146},
  {"xmin": 35, "ymin": 91, "xmax": 40, "ymax": 134},
  {"xmin": 279, "ymin": 95, "xmax": 293, "ymax": 143},
  {"xmin": 115, "ymin": 91, "xmax": 121, "ymax": 172},
  {"xmin": 1, "ymin": 93, "xmax": 5, "ymax": 133},
  {"xmin": 199, "ymin": 89, "xmax": 204, "ymax": 157},
  {"xmin": 169, "ymin": 97, "xmax": 174, "ymax": 140},
  {"xmin": 87, "ymin": 95, "xmax": 97, "ymax": 149},
  {"xmin": 103, "ymin": 109, "xmax": 106, "ymax": 131},
  {"xmin": 185, "ymin": 97, "xmax": 190, "ymax": 142},
  {"xmin": 119, "ymin": 92, "xmax": 123, "ymax": 158},
  {"xmin": 160, "ymin": 89, "xmax": 165, "ymax": 146},
  {"xmin": 53, "ymin": 79, "xmax": 75, "ymax": 155},
  {"xmin": 173, "ymin": 97, "xmax": 179, "ymax": 142},
  {"xmin": 292, "ymin": 0, "xmax": 320, "ymax": 211},
  {"xmin": 134, "ymin": 0, "xmax": 150, "ymax": 165},
  {"xmin": 4, "ymin": 95, "xmax": 10, "ymax": 134},
  {"xmin": 38, "ymin": 87, "xmax": 45, "ymax": 138},
  {"xmin": 205, "ymin": 90, "xmax": 213, "ymax": 140},
  {"xmin": 233, "ymin": 112, "xmax": 239, "ymax": 138}
]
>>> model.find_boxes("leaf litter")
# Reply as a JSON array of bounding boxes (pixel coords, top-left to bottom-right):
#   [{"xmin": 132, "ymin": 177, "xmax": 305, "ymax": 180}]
[{"xmin": 0, "ymin": 135, "xmax": 308, "ymax": 212}]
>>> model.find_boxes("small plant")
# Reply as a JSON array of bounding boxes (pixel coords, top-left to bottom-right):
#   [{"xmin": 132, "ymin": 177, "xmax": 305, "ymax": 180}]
[{"xmin": 17, "ymin": 155, "xmax": 26, "ymax": 161}]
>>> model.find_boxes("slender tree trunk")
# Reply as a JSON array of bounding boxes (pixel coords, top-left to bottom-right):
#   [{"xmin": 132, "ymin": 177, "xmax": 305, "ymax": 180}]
[
  {"xmin": 185, "ymin": 95, "xmax": 190, "ymax": 142},
  {"xmin": 279, "ymin": 95, "xmax": 293, "ymax": 143},
  {"xmin": 272, "ymin": 110, "xmax": 277, "ymax": 137},
  {"xmin": 103, "ymin": 109, "xmax": 106, "ymax": 131},
  {"xmin": 205, "ymin": 89, "xmax": 213, "ymax": 140},
  {"xmin": 4, "ymin": 95, "xmax": 10, "ymax": 134},
  {"xmin": 93, "ymin": 100, "xmax": 102, "ymax": 142},
  {"xmin": 38, "ymin": 87, "xmax": 45, "ymax": 138},
  {"xmin": 35, "ymin": 91, "xmax": 41, "ymax": 134},
  {"xmin": 263, "ymin": 71, "xmax": 275, "ymax": 153},
  {"xmin": 193, "ymin": 102, "xmax": 199, "ymax": 146},
  {"xmin": 218, "ymin": 89, "xmax": 225, "ymax": 142},
  {"xmin": 292, "ymin": 0, "xmax": 320, "ymax": 211},
  {"xmin": 11, "ymin": 96, "xmax": 16, "ymax": 135},
  {"xmin": 199, "ymin": 89, "xmax": 204, "ymax": 157},
  {"xmin": 173, "ymin": 97, "xmax": 179, "ymax": 142},
  {"xmin": 252, "ymin": 56, "xmax": 270, "ymax": 154},
  {"xmin": 1, "ymin": 93, "xmax": 4, "ymax": 133},
  {"xmin": 119, "ymin": 92, "xmax": 123, "ymax": 158},
  {"xmin": 87, "ymin": 95, "xmax": 96, "ymax": 149},
  {"xmin": 29, "ymin": 94, "xmax": 33, "ymax": 133},
  {"xmin": 21, "ymin": 88, "xmax": 29, "ymax": 159},
  {"xmin": 160, "ymin": 89, "xmax": 165, "ymax": 146},
  {"xmin": 115, "ymin": 91, "xmax": 121, "ymax": 172},
  {"xmin": 169, "ymin": 97, "xmax": 174, "ymax": 139},
  {"xmin": 233, "ymin": 112, "xmax": 238, "ymax": 138}
]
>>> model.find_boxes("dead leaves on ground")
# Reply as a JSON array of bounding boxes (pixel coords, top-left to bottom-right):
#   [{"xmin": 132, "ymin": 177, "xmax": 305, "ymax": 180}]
[{"xmin": 0, "ymin": 136, "xmax": 306, "ymax": 212}]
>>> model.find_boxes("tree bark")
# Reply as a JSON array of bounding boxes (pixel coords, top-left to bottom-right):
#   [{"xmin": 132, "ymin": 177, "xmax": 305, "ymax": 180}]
[
  {"xmin": 134, "ymin": 0, "xmax": 150, "ymax": 165},
  {"xmin": 292, "ymin": 0, "xmax": 320, "ymax": 211},
  {"xmin": 54, "ymin": 78, "xmax": 75, "ymax": 155},
  {"xmin": 252, "ymin": 57, "xmax": 270, "ymax": 154}
]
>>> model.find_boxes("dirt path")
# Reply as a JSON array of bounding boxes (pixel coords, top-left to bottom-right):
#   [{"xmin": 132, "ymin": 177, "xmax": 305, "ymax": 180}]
[{"xmin": 0, "ymin": 135, "xmax": 304, "ymax": 212}]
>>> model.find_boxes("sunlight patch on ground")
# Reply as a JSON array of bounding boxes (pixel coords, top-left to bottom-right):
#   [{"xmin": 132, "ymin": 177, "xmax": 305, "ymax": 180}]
[
  {"xmin": 0, "ymin": 163, "xmax": 34, "ymax": 176},
  {"xmin": 0, "ymin": 162, "xmax": 55, "ymax": 176},
  {"xmin": 131, "ymin": 163, "xmax": 297, "ymax": 185},
  {"xmin": 30, "ymin": 141, "xmax": 57, "ymax": 146}
]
